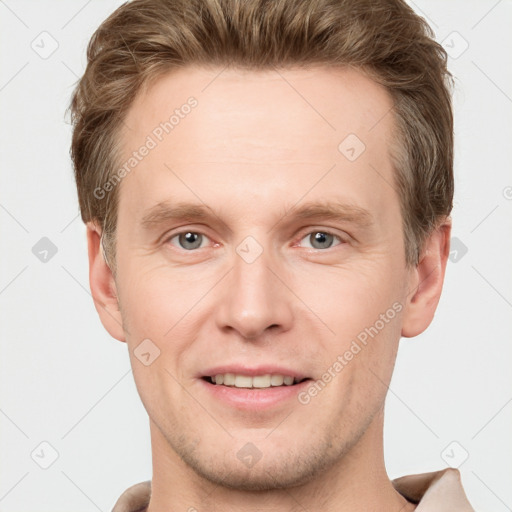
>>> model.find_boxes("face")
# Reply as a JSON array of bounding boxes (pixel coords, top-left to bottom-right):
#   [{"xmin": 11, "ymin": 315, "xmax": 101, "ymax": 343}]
[{"xmin": 102, "ymin": 65, "xmax": 416, "ymax": 489}]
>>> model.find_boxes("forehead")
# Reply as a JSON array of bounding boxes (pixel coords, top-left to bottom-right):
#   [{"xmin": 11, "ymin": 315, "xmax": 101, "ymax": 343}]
[
  {"xmin": 118, "ymin": 65, "xmax": 399, "ymax": 227},
  {"xmin": 123, "ymin": 65, "xmax": 395, "ymax": 159}
]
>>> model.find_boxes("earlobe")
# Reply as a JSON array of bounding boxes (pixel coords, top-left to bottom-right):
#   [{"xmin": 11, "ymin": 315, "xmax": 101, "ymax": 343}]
[
  {"xmin": 401, "ymin": 219, "xmax": 452, "ymax": 338},
  {"xmin": 86, "ymin": 222, "xmax": 126, "ymax": 342}
]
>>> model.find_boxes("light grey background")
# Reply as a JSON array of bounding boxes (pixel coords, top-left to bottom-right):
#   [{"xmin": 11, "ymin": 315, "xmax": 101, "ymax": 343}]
[{"xmin": 0, "ymin": 1, "xmax": 511, "ymax": 510}]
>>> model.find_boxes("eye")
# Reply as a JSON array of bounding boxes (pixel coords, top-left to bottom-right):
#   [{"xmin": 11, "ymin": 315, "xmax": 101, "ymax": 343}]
[
  {"xmin": 298, "ymin": 230, "xmax": 344, "ymax": 250},
  {"xmin": 167, "ymin": 231, "xmax": 210, "ymax": 251},
  {"xmin": 165, "ymin": 229, "xmax": 344, "ymax": 252}
]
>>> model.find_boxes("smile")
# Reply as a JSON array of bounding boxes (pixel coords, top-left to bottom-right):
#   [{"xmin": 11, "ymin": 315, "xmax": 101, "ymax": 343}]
[{"xmin": 204, "ymin": 373, "xmax": 309, "ymax": 388}]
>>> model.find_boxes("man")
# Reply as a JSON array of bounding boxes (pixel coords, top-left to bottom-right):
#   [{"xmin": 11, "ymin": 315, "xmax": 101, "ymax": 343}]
[{"xmin": 69, "ymin": 0, "xmax": 474, "ymax": 510}]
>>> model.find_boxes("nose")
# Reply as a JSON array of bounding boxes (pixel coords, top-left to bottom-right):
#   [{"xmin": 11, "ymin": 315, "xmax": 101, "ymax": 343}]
[{"xmin": 215, "ymin": 240, "xmax": 294, "ymax": 341}]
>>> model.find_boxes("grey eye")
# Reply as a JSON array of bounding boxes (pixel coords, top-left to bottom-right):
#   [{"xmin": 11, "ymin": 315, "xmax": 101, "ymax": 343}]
[
  {"xmin": 174, "ymin": 232, "xmax": 205, "ymax": 250},
  {"xmin": 301, "ymin": 231, "xmax": 341, "ymax": 250}
]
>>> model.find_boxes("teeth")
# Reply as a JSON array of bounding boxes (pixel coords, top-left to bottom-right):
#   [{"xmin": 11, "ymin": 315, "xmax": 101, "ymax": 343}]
[
  {"xmin": 212, "ymin": 373, "xmax": 303, "ymax": 388},
  {"xmin": 283, "ymin": 376, "xmax": 294, "ymax": 386},
  {"xmin": 252, "ymin": 375, "xmax": 271, "ymax": 388},
  {"xmin": 270, "ymin": 374, "xmax": 284, "ymax": 386},
  {"xmin": 235, "ymin": 375, "xmax": 253, "ymax": 388},
  {"xmin": 223, "ymin": 373, "xmax": 235, "ymax": 386}
]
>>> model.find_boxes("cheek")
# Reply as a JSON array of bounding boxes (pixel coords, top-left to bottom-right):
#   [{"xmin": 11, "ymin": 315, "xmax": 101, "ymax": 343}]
[
  {"xmin": 300, "ymin": 260, "xmax": 399, "ymax": 331},
  {"xmin": 301, "ymin": 259, "xmax": 405, "ymax": 384},
  {"xmin": 118, "ymin": 259, "xmax": 201, "ymax": 331},
  {"xmin": 118, "ymin": 265, "xmax": 198, "ymax": 418},
  {"xmin": 116, "ymin": 260, "xmax": 213, "ymax": 382}
]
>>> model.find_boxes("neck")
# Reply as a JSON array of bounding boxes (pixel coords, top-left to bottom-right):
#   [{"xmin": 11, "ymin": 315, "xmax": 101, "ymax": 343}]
[{"xmin": 147, "ymin": 408, "xmax": 415, "ymax": 512}]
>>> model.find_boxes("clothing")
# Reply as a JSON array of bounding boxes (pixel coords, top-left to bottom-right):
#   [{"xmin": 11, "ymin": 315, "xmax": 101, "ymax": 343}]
[
  {"xmin": 392, "ymin": 468, "xmax": 474, "ymax": 511},
  {"xmin": 112, "ymin": 467, "xmax": 474, "ymax": 511}
]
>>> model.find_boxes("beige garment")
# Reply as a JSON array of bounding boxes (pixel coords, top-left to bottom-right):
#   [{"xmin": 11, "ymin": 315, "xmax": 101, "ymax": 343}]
[{"xmin": 112, "ymin": 467, "xmax": 474, "ymax": 512}]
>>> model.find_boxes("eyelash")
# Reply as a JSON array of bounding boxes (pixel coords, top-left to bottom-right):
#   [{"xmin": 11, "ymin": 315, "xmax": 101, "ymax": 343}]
[{"xmin": 164, "ymin": 228, "xmax": 346, "ymax": 252}]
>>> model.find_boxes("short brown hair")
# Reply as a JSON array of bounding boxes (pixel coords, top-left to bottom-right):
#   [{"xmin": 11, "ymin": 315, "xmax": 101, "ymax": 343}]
[{"xmin": 69, "ymin": 0, "xmax": 454, "ymax": 269}]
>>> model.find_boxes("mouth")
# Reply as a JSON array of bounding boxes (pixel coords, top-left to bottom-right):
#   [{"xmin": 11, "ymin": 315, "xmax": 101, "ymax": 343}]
[
  {"xmin": 201, "ymin": 374, "xmax": 312, "ymax": 389},
  {"xmin": 199, "ymin": 371, "xmax": 313, "ymax": 410}
]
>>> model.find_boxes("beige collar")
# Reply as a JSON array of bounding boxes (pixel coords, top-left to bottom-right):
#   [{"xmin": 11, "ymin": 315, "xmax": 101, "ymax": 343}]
[{"xmin": 392, "ymin": 468, "xmax": 474, "ymax": 511}]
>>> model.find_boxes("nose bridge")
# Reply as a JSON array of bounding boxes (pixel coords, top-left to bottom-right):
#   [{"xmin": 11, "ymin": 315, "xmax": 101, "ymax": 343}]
[{"xmin": 216, "ymin": 234, "xmax": 293, "ymax": 339}]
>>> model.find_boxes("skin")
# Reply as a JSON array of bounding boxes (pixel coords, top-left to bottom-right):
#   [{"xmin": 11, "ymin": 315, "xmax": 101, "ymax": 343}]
[{"xmin": 87, "ymin": 65, "xmax": 451, "ymax": 511}]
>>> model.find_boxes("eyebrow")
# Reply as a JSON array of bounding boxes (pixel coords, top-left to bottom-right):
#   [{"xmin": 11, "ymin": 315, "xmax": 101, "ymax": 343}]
[
  {"xmin": 280, "ymin": 201, "xmax": 373, "ymax": 229},
  {"xmin": 141, "ymin": 201, "xmax": 225, "ymax": 230},
  {"xmin": 140, "ymin": 199, "xmax": 374, "ymax": 233}
]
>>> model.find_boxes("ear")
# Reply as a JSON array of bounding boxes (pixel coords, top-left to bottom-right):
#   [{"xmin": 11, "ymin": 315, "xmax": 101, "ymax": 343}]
[
  {"xmin": 86, "ymin": 222, "xmax": 126, "ymax": 342},
  {"xmin": 401, "ymin": 218, "xmax": 452, "ymax": 338}
]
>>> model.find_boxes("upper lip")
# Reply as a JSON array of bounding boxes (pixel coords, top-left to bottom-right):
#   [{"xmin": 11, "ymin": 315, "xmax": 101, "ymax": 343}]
[{"xmin": 199, "ymin": 365, "xmax": 310, "ymax": 381}]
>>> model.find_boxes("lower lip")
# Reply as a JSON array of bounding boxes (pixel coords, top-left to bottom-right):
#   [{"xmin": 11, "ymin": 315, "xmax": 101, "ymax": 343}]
[{"xmin": 199, "ymin": 378, "xmax": 312, "ymax": 410}]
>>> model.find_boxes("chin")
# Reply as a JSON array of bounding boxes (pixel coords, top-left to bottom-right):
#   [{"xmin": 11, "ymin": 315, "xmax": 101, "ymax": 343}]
[
  {"xmin": 175, "ymin": 434, "xmax": 349, "ymax": 492},
  {"xmin": 186, "ymin": 457, "xmax": 320, "ymax": 491}
]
